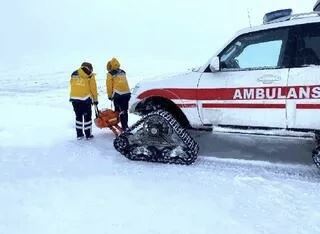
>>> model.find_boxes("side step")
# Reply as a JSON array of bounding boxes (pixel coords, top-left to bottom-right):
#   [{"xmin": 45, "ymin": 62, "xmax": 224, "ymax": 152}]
[{"xmin": 211, "ymin": 126, "xmax": 315, "ymax": 139}]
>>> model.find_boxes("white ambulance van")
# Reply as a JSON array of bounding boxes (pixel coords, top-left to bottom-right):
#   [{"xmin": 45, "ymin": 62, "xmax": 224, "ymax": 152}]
[{"xmin": 128, "ymin": 4, "xmax": 320, "ymax": 168}]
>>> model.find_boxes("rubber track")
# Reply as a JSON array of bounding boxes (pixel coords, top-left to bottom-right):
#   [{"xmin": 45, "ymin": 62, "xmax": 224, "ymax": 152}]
[{"xmin": 114, "ymin": 110, "xmax": 199, "ymax": 165}]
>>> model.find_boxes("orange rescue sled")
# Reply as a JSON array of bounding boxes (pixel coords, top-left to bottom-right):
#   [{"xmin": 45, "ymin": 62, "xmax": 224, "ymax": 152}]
[{"xmin": 94, "ymin": 107, "xmax": 123, "ymax": 136}]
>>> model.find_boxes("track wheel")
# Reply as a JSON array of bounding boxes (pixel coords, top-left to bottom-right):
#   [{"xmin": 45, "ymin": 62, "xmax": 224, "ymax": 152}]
[
  {"xmin": 146, "ymin": 146, "xmax": 159, "ymax": 162},
  {"xmin": 113, "ymin": 135, "xmax": 129, "ymax": 153},
  {"xmin": 161, "ymin": 147, "xmax": 173, "ymax": 161}
]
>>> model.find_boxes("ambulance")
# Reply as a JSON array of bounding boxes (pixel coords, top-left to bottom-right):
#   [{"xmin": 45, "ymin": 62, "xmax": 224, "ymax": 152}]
[{"xmin": 128, "ymin": 3, "xmax": 320, "ymax": 168}]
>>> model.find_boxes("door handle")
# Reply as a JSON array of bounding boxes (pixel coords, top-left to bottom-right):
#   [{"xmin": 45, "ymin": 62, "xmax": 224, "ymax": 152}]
[{"xmin": 257, "ymin": 74, "xmax": 281, "ymax": 84}]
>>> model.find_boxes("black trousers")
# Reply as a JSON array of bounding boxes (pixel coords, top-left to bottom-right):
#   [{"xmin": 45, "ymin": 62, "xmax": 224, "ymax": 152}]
[
  {"xmin": 113, "ymin": 93, "xmax": 131, "ymax": 130},
  {"xmin": 72, "ymin": 99, "xmax": 92, "ymax": 137}
]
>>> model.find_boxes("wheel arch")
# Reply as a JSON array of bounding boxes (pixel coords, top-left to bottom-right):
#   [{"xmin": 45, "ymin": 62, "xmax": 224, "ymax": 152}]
[{"xmin": 135, "ymin": 96, "xmax": 191, "ymax": 129}]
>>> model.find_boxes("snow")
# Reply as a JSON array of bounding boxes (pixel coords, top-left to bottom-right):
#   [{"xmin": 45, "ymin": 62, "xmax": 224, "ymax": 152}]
[
  {"xmin": 1, "ymin": 67, "xmax": 320, "ymax": 234},
  {"xmin": 2, "ymin": 0, "xmax": 320, "ymax": 232}
]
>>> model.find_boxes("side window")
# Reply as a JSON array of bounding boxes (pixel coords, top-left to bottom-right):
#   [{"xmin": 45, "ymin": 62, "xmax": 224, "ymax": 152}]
[
  {"xmin": 237, "ymin": 41, "xmax": 282, "ymax": 68},
  {"xmin": 219, "ymin": 28, "xmax": 288, "ymax": 71},
  {"xmin": 292, "ymin": 23, "xmax": 320, "ymax": 67}
]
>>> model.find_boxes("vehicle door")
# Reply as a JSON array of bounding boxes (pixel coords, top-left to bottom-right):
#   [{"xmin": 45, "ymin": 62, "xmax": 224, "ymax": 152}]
[
  {"xmin": 197, "ymin": 27, "xmax": 290, "ymax": 128},
  {"xmin": 287, "ymin": 22, "xmax": 320, "ymax": 130}
]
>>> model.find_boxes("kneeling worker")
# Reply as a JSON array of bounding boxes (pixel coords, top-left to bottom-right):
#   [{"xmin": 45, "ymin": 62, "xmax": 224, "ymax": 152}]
[{"xmin": 106, "ymin": 58, "xmax": 131, "ymax": 131}]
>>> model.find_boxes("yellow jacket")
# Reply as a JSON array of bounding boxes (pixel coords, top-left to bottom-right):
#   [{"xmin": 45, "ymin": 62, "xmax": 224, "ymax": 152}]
[
  {"xmin": 69, "ymin": 68, "xmax": 98, "ymax": 102},
  {"xmin": 106, "ymin": 58, "xmax": 130, "ymax": 98}
]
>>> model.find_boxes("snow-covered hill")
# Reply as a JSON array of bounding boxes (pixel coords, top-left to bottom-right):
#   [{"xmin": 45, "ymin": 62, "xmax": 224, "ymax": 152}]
[{"xmin": 0, "ymin": 69, "xmax": 319, "ymax": 234}]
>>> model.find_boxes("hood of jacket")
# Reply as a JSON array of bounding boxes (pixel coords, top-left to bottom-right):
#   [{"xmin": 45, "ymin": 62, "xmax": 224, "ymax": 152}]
[
  {"xmin": 78, "ymin": 68, "xmax": 93, "ymax": 78},
  {"xmin": 107, "ymin": 58, "xmax": 121, "ymax": 71}
]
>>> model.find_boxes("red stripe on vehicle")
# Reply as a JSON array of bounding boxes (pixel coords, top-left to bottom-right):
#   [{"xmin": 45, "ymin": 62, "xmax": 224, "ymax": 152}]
[
  {"xmin": 177, "ymin": 104, "xmax": 197, "ymax": 108},
  {"xmin": 137, "ymin": 85, "xmax": 320, "ymax": 101},
  {"xmin": 296, "ymin": 104, "xmax": 320, "ymax": 109},
  {"xmin": 202, "ymin": 103, "xmax": 286, "ymax": 109}
]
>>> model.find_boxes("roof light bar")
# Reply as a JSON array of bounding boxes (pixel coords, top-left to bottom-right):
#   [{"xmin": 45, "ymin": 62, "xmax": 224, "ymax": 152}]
[{"xmin": 263, "ymin": 9, "xmax": 292, "ymax": 24}]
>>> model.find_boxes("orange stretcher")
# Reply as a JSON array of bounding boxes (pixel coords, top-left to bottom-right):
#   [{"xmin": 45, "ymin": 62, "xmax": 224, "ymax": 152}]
[{"xmin": 94, "ymin": 106, "xmax": 123, "ymax": 136}]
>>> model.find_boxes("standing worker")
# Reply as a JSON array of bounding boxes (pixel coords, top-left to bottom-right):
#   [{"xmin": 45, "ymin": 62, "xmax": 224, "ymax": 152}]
[
  {"xmin": 106, "ymin": 58, "xmax": 131, "ymax": 131},
  {"xmin": 69, "ymin": 62, "xmax": 98, "ymax": 140}
]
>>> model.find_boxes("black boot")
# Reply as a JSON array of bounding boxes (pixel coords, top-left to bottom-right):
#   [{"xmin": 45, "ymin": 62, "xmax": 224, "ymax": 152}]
[
  {"xmin": 84, "ymin": 128, "xmax": 93, "ymax": 140},
  {"xmin": 76, "ymin": 129, "xmax": 84, "ymax": 140}
]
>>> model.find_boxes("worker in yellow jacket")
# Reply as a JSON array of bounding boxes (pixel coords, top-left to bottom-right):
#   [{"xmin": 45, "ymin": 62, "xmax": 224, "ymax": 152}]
[
  {"xmin": 70, "ymin": 62, "xmax": 98, "ymax": 140},
  {"xmin": 106, "ymin": 58, "xmax": 131, "ymax": 130}
]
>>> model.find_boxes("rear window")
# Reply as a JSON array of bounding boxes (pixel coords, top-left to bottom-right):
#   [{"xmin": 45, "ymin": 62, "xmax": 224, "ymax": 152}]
[{"xmin": 292, "ymin": 23, "xmax": 320, "ymax": 67}]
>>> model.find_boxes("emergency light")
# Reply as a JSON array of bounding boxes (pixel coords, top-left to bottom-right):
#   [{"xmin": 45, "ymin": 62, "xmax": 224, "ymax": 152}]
[{"xmin": 263, "ymin": 9, "xmax": 292, "ymax": 24}]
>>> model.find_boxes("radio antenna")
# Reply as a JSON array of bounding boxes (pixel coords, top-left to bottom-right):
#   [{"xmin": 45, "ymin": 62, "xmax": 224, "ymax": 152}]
[{"xmin": 247, "ymin": 8, "xmax": 252, "ymax": 27}]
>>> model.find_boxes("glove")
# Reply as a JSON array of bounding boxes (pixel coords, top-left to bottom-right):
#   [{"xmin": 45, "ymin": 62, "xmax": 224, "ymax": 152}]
[{"xmin": 93, "ymin": 101, "xmax": 98, "ymax": 105}]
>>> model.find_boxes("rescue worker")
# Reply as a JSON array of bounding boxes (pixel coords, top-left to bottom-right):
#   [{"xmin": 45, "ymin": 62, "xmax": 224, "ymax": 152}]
[
  {"xmin": 69, "ymin": 62, "xmax": 98, "ymax": 140},
  {"xmin": 106, "ymin": 58, "xmax": 131, "ymax": 131}
]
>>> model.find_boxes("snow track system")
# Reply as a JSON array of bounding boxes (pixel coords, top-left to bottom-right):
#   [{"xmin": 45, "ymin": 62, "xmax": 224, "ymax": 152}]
[{"xmin": 113, "ymin": 110, "xmax": 199, "ymax": 165}]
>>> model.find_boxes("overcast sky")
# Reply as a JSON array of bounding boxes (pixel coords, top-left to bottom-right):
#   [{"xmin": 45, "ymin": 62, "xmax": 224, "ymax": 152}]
[{"xmin": 0, "ymin": 0, "xmax": 317, "ymax": 73}]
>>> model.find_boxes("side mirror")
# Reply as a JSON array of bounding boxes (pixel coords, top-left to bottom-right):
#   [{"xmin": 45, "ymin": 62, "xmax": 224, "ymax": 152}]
[{"xmin": 210, "ymin": 56, "xmax": 220, "ymax": 72}]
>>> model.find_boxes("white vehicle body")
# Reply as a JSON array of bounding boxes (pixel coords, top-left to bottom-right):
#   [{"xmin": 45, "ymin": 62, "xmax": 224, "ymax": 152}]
[{"xmin": 130, "ymin": 12, "xmax": 320, "ymax": 132}]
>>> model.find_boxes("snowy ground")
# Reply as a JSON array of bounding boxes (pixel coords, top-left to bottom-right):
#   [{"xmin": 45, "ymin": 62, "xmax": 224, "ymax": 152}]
[{"xmin": 1, "ymin": 69, "xmax": 320, "ymax": 234}]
